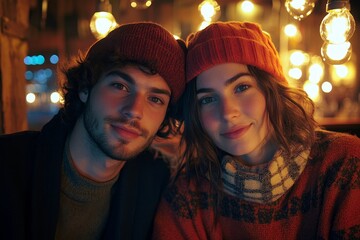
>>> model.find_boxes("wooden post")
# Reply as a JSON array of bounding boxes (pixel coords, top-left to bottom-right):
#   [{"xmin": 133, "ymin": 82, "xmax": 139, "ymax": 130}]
[{"xmin": 0, "ymin": 0, "xmax": 29, "ymax": 134}]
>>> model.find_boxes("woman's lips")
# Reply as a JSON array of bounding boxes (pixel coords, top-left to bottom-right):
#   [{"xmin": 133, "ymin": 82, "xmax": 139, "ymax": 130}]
[{"xmin": 220, "ymin": 124, "xmax": 252, "ymax": 139}]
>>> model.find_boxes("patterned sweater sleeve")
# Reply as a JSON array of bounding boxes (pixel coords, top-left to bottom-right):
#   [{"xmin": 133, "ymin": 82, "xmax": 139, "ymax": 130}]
[
  {"xmin": 152, "ymin": 176, "xmax": 222, "ymax": 240},
  {"xmin": 317, "ymin": 133, "xmax": 360, "ymax": 239}
]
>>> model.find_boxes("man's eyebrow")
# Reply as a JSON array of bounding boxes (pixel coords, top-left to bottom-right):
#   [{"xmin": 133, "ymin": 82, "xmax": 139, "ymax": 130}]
[
  {"xmin": 105, "ymin": 70, "xmax": 134, "ymax": 84},
  {"xmin": 196, "ymin": 72, "xmax": 252, "ymax": 94},
  {"xmin": 106, "ymin": 70, "xmax": 171, "ymax": 97},
  {"xmin": 149, "ymin": 87, "xmax": 171, "ymax": 98}
]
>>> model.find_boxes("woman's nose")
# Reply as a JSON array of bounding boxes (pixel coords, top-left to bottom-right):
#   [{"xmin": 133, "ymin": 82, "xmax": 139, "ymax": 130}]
[{"xmin": 221, "ymin": 96, "xmax": 240, "ymax": 121}]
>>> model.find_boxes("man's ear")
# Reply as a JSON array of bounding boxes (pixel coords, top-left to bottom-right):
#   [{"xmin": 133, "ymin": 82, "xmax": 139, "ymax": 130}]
[{"xmin": 79, "ymin": 89, "xmax": 89, "ymax": 103}]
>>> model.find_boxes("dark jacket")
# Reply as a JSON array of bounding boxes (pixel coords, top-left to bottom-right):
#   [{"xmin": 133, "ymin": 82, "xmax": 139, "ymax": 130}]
[{"xmin": 0, "ymin": 112, "xmax": 170, "ymax": 240}]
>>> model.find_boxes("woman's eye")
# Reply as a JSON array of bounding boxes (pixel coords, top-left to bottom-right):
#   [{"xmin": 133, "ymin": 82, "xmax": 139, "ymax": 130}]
[
  {"xmin": 149, "ymin": 96, "xmax": 164, "ymax": 105},
  {"xmin": 199, "ymin": 96, "xmax": 217, "ymax": 105},
  {"xmin": 235, "ymin": 84, "xmax": 250, "ymax": 93}
]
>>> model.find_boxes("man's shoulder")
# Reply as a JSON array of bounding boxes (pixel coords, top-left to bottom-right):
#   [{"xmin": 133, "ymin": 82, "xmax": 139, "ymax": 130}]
[
  {"xmin": 126, "ymin": 149, "xmax": 171, "ymax": 180},
  {"xmin": 0, "ymin": 130, "xmax": 40, "ymax": 148}
]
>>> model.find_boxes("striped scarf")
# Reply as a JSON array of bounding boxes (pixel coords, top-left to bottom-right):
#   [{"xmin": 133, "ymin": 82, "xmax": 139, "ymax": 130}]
[{"xmin": 221, "ymin": 148, "xmax": 310, "ymax": 203}]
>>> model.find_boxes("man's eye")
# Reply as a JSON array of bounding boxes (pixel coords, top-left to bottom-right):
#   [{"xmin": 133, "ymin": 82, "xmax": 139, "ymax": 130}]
[
  {"xmin": 235, "ymin": 84, "xmax": 250, "ymax": 93},
  {"xmin": 112, "ymin": 83, "xmax": 128, "ymax": 91}
]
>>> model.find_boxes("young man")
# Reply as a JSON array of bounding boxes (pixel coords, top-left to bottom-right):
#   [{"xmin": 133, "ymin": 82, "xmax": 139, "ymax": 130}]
[{"xmin": 0, "ymin": 22, "xmax": 185, "ymax": 239}]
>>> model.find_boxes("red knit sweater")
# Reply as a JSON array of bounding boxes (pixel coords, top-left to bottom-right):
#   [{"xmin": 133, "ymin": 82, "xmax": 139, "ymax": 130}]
[{"xmin": 153, "ymin": 131, "xmax": 360, "ymax": 240}]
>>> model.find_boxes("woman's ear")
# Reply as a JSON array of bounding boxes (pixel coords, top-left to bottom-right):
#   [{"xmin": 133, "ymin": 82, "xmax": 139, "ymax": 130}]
[{"xmin": 79, "ymin": 89, "xmax": 89, "ymax": 103}]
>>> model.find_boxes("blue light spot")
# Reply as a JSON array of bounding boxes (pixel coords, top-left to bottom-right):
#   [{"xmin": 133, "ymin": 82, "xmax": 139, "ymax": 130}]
[
  {"xmin": 50, "ymin": 54, "xmax": 59, "ymax": 64},
  {"xmin": 24, "ymin": 56, "xmax": 32, "ymax": 65},
  {"xmin": 37, "ymin": 55, "xmax": 45, "ymax": 65},
  {"xmin": 45, "ymin": 68, "xmax": 53, "ymax": 77},
  {"xmin": 25, "ymin": 71, "xmax": 34, "ymax": 80}
]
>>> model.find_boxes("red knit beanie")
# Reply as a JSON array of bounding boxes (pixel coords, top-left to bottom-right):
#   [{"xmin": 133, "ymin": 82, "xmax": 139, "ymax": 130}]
[
  {"xmin": 186, "ymin": 21, "xmax": 287, "ymax": 84},
  {"xmin": 85, "ymin": 22, "xmax": 186, "ymax": 103}
]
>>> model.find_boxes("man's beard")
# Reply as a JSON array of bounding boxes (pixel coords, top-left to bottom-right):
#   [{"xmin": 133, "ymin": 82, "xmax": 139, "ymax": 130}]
[{"xmin": 82, "ymin": 102, "xmax": 155, "ymax": 161}]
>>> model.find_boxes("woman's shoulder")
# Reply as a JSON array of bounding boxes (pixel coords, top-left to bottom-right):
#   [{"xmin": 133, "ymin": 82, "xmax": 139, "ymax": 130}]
[
  {"xmin": 168, "ymin": 171, "xmax": 211, "ymax": 192},
  {"xmin": 315, "ymin": 129, "xmax": 360, "ymax": 155},
  {"xmin": 309, "ymin": 130, "xmax": 360, "ymax": 179}
]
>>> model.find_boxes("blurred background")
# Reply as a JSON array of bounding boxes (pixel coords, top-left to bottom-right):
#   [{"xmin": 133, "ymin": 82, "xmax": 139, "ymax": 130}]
[{"xmin": 0, "ymin": 0, "xmax": 359, "ymax": 134}]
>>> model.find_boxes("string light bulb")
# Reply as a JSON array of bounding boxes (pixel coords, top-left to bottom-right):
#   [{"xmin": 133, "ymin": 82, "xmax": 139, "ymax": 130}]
[
  {"xmin": 198, "ymin": 0, "xmax": 221, "ymax": 22},
  {"xmin": 130, "ymin": 0, "xmax": 152, "ymax": 9},
  {"xmin": 320, "ymin": 0, "xmax": 355, "ymax": 64},
  {"xmin": 90, "ymin": 0, "xmax": 117, "ymax": 39},
  {"xmin": 321, "ymin": 41, "xmax": 352, "ymax": 65},
  {"xmin": 285, "ymin": 0, "xmax": 316, "ymax": 20},
  {"xmin": 320, "ymin": 0, "xmax": 355, "ymax": 43}
]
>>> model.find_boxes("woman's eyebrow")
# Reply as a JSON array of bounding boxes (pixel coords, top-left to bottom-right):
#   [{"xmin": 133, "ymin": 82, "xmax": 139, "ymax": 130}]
[
  {"xmin": 196, "ymin": 72, "xmax": 252, "ymax": 94},
  {"xmin": 224, "ymin": 72, "xmax": 252, "ymax": 87}
]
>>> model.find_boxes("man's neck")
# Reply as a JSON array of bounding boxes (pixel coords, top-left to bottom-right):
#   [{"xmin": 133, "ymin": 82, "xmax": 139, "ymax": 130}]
[{"xmin": 68, "ymin": 118, "xmax": 126, "ymax": 183}]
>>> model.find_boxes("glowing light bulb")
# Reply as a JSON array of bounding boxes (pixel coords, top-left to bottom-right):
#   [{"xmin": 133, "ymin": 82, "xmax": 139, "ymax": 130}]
[
  {"xmin": 303, "ymin": 81, "xmax": 319, "ymax": 101},
  {"xmin": 321, "ymin": 41, "xmax": 352, "ymax": 65},
  {"xmin": 241, "ymin": 0, "xmax": 254, "ymax": 13},
  {"xmin": 321, "ymin": 81, "xmax": 333, "ymax": 93},
  {"xmin": 288, "ymin": 67, "xmax": 303, "ymax": 80},
  {"xmin": 285, "ymin": 0, "xmax": 316, "ymax": 20},
  {"xmin": 26, "ymin": 93, "xmax": 36, "ymax": 104},
  {"xmin": 130, "ymin": 0, "xmax": 152, "ymax": 9},
  {"xmin": 284, "ymin": 24, "xmax": 298, "ymax": 37},
  {"xmin": 198, "ymin": 0, "xmax": 220, "ymax": 22},
  {"xmin": 320, "ymin": 7, "xmax": 355, "ymax": 43},
  {"xmin": 90, "ymin": 0, "xmax": 117, "ymax": 39}
]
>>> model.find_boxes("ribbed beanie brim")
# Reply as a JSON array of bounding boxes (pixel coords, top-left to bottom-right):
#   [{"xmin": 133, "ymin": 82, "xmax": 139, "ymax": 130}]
[
  {"xmin": 186, "ymin": 21, "xmax": 287, "ymax": 84},
  {"xmin": 85, "ymin": 22, "xmax": 186, "ymax": 103}
]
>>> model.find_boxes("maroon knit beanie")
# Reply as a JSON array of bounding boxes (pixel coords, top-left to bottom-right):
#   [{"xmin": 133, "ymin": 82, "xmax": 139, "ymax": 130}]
[
  {"xmin": 186, "ymin": 21, "xmax": 287, "ymax": 84},
  {"xmin": 85, "ymin": 22, "xmax": 186, "ymax": 103}
]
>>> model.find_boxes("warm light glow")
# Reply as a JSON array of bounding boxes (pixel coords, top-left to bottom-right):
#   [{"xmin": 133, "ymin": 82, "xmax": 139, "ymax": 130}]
[
  {"xmin": 330, "ymin": 62, "xmax": 355, "ymax": 86},
  {"xmin": 303, "ymin": 81, "xmax": 319, "ymax": 101},
  {"xmin": 321, "ymin": 81, "xmax": 333, "ymax": 93},
  {"xmin": 284, "ymin": 24, "xmax": 298, "ymax": 37},
  {"xmin": 198, "ymin": 0, "xmax": 220, "ymax": 21},
  {"xmin": 50, "ymin": 92, "xmax": 61, "ymax": 104},
  {"xmin": 288, "ymin": 67, "xmax": 303, "ymax": 80},
  {"xmin": 130, "ymin": 0, "xmax": 152, "ymax": 9},
  {"xmin": 26, "ymin": 93, "xmax": 36, "ymax": 103},
  {"xmin": 320, "ymin": 8, "xmax": 355, "ymax": 43},
  {"xmin": 308, "ymin": 63, "xmax": 324, "ymax": 83},
  {"xmin": 321, "ymin": 41, "xmax": 352, "ymax": 64},
  {"xmin": 199, "ymin": 20, "xmax": 211, "ymax": 30},
  {"xmin": 90, "ymin": 12, "xmax": 117, "ymax": 39},
  {"xmin": 241, "ymin": 0, "xmax": 254, "ymax": 13},
  {"xmin": 334, "ymin": 64, "xmax": 349, "ymax": 78},
  {"xmin": 285, "ymin": 0, "xmax": 316, "ymax": 20},
  {"xmin": 290, "ymin": 50, "xmax": 308, "ymax": 66}
]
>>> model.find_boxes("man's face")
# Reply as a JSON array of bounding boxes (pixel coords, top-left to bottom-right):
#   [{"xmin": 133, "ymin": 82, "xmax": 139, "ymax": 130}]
[{"xmin": 80, "ymin": 65, "xmax": 171, "ymax": 161}]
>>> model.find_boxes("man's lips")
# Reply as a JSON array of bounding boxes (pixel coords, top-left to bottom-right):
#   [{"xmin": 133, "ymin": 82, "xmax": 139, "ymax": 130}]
[
  {"xmin": 220, "ymin": 124, "xmax": 252, "ymax": 139},
  {"xmin": 112, "ymin": 124, "xmax": 142, "ymax": 140}
]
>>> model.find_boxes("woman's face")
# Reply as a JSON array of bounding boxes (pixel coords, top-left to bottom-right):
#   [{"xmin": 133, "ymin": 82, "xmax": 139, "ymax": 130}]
[{"xmin": 196, "ymin": 63, "xmax": 271, "ymax": 159}]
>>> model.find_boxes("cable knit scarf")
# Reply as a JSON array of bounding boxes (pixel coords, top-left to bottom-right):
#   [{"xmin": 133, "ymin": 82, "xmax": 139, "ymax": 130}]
[{"xmin": 221, "ymin": 148, "xmax": 310, "ymax": 203}]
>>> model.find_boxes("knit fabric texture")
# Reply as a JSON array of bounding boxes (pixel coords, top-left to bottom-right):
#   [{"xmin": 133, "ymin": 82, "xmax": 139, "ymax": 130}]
[
  {"xmin": 85, "ymin": 22, "xmax": 186, "ymax": 103},
  {"xmin": 152, "ymin": 130, "xmax": 360, "ymax": 240},
  {"xmin": 186, "ymin": 21, "xmax": 287, "ymax": 84},
  {"xmin": 221, "ymin": 148, "xmax": 310, "ymax": 203},
  {"xmin": 55, "ymin": 139, "xmax": 118, "ymax": 239}
]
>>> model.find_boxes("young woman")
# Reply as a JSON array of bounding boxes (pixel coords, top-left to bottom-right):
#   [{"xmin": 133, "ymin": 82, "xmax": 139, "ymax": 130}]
[{"xmin": 153, "ymin": 21, "xmax": 360, "ymax": 240}]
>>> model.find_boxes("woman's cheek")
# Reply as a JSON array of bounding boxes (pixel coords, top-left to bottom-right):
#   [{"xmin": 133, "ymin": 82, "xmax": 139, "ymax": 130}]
[{"xmin": 200, "ymin": 109, "xmax": 217, "ymax": 133}]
